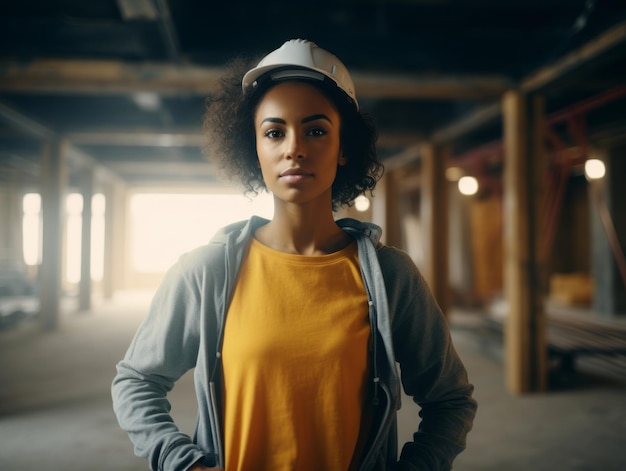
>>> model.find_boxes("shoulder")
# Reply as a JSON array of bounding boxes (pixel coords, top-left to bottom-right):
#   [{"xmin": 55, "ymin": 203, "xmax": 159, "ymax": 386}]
[
  {"xmin": 171, "ymin": 217, "xmax": 266, "ymax": 282},
  {"xmin": 377, "ymin": 245, "xmax": 421, "ymax": 280},
  {"xmin": 376, "ymin": 245, "xmax": 434, "ymax": 311}
]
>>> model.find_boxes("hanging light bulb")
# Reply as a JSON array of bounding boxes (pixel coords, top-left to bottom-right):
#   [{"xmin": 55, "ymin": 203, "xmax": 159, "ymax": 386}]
[
  {"xmin": 458, "ymin": 176, "xmax": 479, "ymax": 196},
  {"xmin": 584, "ymin": 159, "xmax": 605, "ymax": 180},
  {"xmin": 354, "ymin": 195, "xmax": 371, "ymax": 212}
]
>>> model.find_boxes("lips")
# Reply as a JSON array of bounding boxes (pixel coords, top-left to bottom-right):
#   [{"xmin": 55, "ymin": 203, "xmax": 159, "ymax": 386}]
[{"xmin": 279, "ymin": 167, "xmax": 313, "ymax": 177}]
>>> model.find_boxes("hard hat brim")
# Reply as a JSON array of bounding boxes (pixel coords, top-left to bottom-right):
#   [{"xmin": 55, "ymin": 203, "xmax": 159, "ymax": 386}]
[{"xmin": 242, "ymin": 65, "xmax": 358, "ymax": 110}]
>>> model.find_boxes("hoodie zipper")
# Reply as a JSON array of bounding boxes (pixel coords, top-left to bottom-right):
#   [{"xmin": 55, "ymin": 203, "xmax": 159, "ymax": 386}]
[{"xmin": 207, "ymin": 233, "xmax": 240, "ymax": 468}]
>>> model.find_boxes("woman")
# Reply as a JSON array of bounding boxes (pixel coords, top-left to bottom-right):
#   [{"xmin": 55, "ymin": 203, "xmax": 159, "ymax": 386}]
[{"xmin": 112, "ymin": 39, "xmax": 476, "ymax": 471}]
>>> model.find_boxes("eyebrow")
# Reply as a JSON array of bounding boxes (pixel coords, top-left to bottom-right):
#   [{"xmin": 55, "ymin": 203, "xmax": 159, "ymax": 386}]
[{"xmin": 260, "ymin": 114, "xmax": 333, "ymax": 126}]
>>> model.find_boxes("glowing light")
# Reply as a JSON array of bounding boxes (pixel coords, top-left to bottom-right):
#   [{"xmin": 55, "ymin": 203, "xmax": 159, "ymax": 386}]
[
  {"xmin": 446, "ymin": 166, "xmax": 464, "ymax": 182},
  {"xmin": 458, "ymin": 176, "xmax": 479, "ymax": 196},
  {"xmin": 133, "ymin": 92, "xmax": 161, "ymax": 111},
  {"xmin": 354, "ymin": 195, "xmax": 370, "ymax": 212},
  {"xmin": 584, "ymin": 159, "xmax": 605, "ymax": 180}
]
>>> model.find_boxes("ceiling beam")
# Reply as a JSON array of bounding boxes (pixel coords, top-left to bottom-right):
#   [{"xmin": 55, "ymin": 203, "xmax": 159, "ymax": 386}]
[
  {"xmin": 383, "ymin": 19, "xmax": 626, "ymax": 157},
  {"xmin": 522, "ymin": 20, "xmax": 626, "ymax": 93},
  {"xmin": 0, "ymin": 101, "xmax": 55, "ymax": 140},
  {"xmin": 67, "ymin": 130, "xmax": 205, "ymax": 147},
  {"xmin": 105, "ymin": 161, "xmax": 216, "ymax": 175},
  {"xmin": 155, "ymin": 0, "xmax": 183, "ymax": 63},
  {"xmin": 0, "ymin": 60, "xmax": 224, "ymax": 95},
  {"xmin": 0, "ymin": 100, "xmax": 124, "ymax": 184},
  {"xmin": 352, "ymin": 72, "xmax": 512, "ymax": 100},
  {"xmin": 0, "ymin": 59, "xmax": 512, "ymax": 99},
  {"xmin": 431, "ymin": 102, "xmax": 502, "ymax": 144}
]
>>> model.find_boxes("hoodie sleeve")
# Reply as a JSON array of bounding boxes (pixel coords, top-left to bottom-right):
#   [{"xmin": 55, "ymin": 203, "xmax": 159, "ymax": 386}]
[
  {"xmin": 379, "ymin": 247, "xmax": 477, "ymax": 471},
  {"xmin": 111, "ymin": 254, "xmax": 208, "ymax": 471}
]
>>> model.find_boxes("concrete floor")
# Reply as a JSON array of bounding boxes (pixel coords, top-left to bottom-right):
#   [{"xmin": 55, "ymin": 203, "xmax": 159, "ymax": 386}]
[{"xmin": 1, "ymin": 290, "xmax": 625, "ymax": 471}]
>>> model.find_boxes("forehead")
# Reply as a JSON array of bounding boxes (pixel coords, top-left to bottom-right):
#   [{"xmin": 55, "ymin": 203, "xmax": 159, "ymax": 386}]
[{"xmin": 254, "ymin": 81, "xmax": 340, "ymax": 118}]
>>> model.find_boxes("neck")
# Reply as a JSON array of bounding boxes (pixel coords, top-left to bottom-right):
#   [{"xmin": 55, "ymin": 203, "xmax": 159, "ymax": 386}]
[{"xmin": 256, "ymin": 200, "xmax": 350, "ymax": 255}]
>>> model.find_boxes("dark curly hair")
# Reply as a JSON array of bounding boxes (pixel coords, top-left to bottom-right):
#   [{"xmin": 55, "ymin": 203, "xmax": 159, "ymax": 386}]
[{"xmin": 202, "ymin": 56, "xmax": 384, "ymax": 210}]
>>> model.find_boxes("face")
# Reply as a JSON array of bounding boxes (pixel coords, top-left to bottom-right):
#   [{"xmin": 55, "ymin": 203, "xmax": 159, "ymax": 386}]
[{"xmin": 254, "ymin": 81, "xmax": 345, "ymax": 208}]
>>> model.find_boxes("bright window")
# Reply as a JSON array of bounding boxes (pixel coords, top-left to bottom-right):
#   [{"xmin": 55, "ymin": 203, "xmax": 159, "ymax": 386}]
[
  {"xmin": 23, "ymin": 192, "xmax": 106, "ymax": 283},
  {"xmin": 130, "ymin": 192, "xmax": 273, "ymax": 273},
  {"xmin": 22, "ymin": 193, "xmax": 42, "ymax": 266}
]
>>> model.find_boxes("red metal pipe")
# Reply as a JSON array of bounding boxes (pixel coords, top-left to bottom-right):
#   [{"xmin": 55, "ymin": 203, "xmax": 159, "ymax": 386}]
[{"xmin": 547, "ymin": 85, "xmax": 626, "ymax": 125}]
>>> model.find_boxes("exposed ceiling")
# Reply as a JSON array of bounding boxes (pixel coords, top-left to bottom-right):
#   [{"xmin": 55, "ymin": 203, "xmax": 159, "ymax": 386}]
[{"xmin": 1, "ymin": 0, "xmax": 626, "ymax": 189}]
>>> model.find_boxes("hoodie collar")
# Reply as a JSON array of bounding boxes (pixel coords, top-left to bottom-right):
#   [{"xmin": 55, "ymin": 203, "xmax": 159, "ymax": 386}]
[{"xmin": 210, "ymin": 216, "xmax": 383, "ymax": 248}]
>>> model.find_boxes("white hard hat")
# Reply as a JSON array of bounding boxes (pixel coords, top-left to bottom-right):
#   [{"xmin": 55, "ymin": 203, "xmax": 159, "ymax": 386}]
[{"xmin": 242, "ymin": 39, "xmax": 359, "ymax": 110}]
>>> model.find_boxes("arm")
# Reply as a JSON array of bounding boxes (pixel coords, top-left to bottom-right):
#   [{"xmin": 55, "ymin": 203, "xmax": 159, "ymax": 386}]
[
  {"xmin": 382, "ymin": 249, "xmax": 477, "ymax": 471},
  {"xmin": 111, "ymin": 257, "xmax": 209, "ymax": 471}
]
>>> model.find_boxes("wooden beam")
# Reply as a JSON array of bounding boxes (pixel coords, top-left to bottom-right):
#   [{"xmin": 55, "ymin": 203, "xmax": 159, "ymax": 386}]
[
  {"xmin": 103, "ymin": 161, "xmax": 217, "ymax": 178},
  {"xmin": 352, "ymin": 72, "xmax": 512, "ymax": 99},
  {"xmin": 155, "ymin": 0, "xmax": 182, "ymax": 63},
  {"xmin": 382, "ymin": 142, "xmax": 423, "ymax": 171},
  {"xmin": 371, "ymin": 171, "xmax": 401, "ymax": 247},
  {"xmin": 431, "ymin": 102, "xmax": 502, "ymax": 144},
  {"xmin": 376, "ymin": 132, "xmax": 424, "ymax": 150},
  {"xmin": 39, "ymin": 138, "xmax": 67, "ymax": 331},
  {"xmin": 420, "ymin": 143, "xmax": 450, "ymax": 316},
  {"xmin": 0, "ymin": 101, "xmax": 125, "ymax": 185},
  {"xmin": 502, "ymin": 91, "xmax": 548, "ymax": 394},
  {"xmin": 0, "ymin": 101, "xmax": 55, "ymax": 140},
  {"xmin": 0, "ymin": 59, "xmax": 512, "ymax": 99},
  {"xmin": 0, "ymin": 60, "xmax": 224, "ymax": 95},
  {"xmin": 522, "ymin": 20, "xmax": 626, "ymax": 93},
  {"xmin": 425, "ymin": 20, "xmax": 626, "ymax": 145},
  {"xmin": 66, "ymin": 130, "xmax": 204, "ymax": 147},
  {"xmin": 78, "ymin": 166, "xmax": 94, "ymax": 312}
]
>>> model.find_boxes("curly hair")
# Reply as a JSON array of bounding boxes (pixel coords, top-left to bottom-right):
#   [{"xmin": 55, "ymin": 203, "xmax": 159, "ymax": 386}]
[{"xmin": 202, "ymin": 56, "xmax": 384, "ymax": 210}]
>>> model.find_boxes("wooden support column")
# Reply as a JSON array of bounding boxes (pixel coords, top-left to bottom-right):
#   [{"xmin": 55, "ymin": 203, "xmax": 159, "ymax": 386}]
[
  {"xmin": 40, "ymin": 138, "xmax": 67, "ymax": 331},
  {"xmin": 0, "ymin": 168, "xmax": 24, "ymax": 262},
  {"xmin": 371, "ymin": 171, "xmax": 401, "ymax": 247},
  {"xmin": 420, "ymin": 143, "xmax": 450, "ymax": 315},
  {"xmin": 102, "ymin": 182, "xmax": 115, "ymax": 300},
  {"xmin": 102, "ymin": 181, "xmax": 127, "ymax": 298},
  {"xmin": 78, "ymin": 167, "xmax": 94, "ymax": 312},
  {"xmin": 502, "ymin": 91, "xmax": 548, "ymax": 394}
]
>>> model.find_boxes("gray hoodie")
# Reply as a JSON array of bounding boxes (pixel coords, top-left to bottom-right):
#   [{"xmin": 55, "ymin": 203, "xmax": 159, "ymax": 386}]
[{"xmin": 112, "ymin": 216, "xmax": 476, "ymax": 471}]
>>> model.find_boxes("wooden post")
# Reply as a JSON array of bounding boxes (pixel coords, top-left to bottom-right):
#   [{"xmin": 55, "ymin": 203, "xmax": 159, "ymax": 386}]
[
  {"xmin": 0, "ymin": 168, "xmax": 24, "ymax": 263},
  {"xmin": 502, "ymin": 91, "xmax": 548, "ymax": 393},
  {"xmin": 40, "ymin": 138, "xmax": 67, "ymax": 331},
  {"xmin": 78, "ymin": 167, "xmax": 94, "ymax": 312},
  {"xmin": 371, "ymin": 171, "xmax": 401, "ymax": 247},
  {"xmin": 421, "ymin": 143, "xmax": 450, "ymax": 315},
  {"xmin": 102, "ymin": 181, "xmax": 127, "ymax": 298},
  {"xmin": 102, "ymin": 182, "xmax": 115, "ymax": 300}
]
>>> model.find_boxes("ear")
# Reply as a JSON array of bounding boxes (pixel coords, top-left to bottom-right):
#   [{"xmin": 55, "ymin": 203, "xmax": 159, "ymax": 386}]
[{"xmin": 338, "ymin": 153, "xmax": 348, "ymax": 166}]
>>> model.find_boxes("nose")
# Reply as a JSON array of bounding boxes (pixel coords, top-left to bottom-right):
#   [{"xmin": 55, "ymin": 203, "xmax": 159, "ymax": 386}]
[{"xmin": 285, "ymin": 132, "xmax": 306, "ymax": 160}]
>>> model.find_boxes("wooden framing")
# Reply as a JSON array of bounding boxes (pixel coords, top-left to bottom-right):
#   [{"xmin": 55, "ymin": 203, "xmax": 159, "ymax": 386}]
[
  {"xmin": 39, "ymin": 138, "xmax": 67, "ymax": 331},
  {"xmin": 78, "ymin": 166, "xmax": 94, "ymax": 312},
  {"xmin": 0, "ymin": 59, "xmax": 511, "ymax": 99},
  {"xmin": 502, "ymin": 91, "xmax": 548, "ymax": 393},
  {"xmin": 420, "ymin": 143, "xmax": 450, "ymax": 316}
]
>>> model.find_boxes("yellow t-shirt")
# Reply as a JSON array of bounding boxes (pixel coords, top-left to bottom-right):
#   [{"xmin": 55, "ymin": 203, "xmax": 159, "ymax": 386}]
[{"xmin": 222, "ymin": 238, "xmax": 371, "ymax": 471}]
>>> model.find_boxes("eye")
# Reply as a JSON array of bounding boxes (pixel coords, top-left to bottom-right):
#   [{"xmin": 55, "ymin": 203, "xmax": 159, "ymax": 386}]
[
  {"xmin": 264, "ymin": 129, "xmax": 284, "ymax": 139},
  {"xmin": 307, "ymin": 127, "xmax": 327, "ymax": 137}
]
